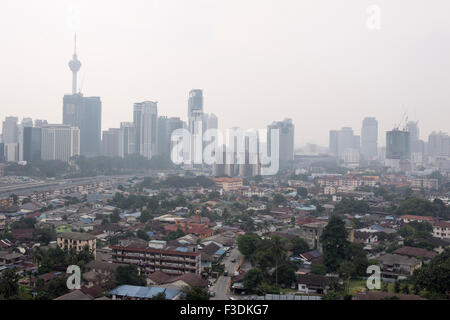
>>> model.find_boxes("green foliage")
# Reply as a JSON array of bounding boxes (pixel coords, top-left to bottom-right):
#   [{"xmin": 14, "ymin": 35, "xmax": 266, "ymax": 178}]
[
  {"xmin": 320, "ymin": 215, "xmax": 349, "ymax": 271},
  {"xmin": 114, "ymin": 265, "xmax": 146, "ymax": 287},
  {"xmin": 137, "ymin": 229, "xmax": 150, "ymax": 241},
  {"xmin": 152, "ymin": 292, "xmax": 167, "ymax": 300},
  {"xmin": 0, "ymin": 269, "xmax": 20, "ymax": 299},
  {"xmin": 33, "ymin": 227, "xmax": 56, "ymax": 245},
  {"xmin": 311, "ymin": 264, "xmax": 327, "ymax": 276},
  {"xmin": 334, "ymin": 198, "xmax": 369, "ymax": 214},
  {"xmin": 184, "ymin": 286, "xmax": 210, "ymax": 300},
  {"xmin": 396, "ymin": 198, "xmax": 446, "ymax": 218},
  {"xmin": 296, "ymin": 187, "xmax": 308, "ymax": 198},
  {"xmin": 290, "ymin": 237, "xmax": 310, "ymax": 255},
  {"xmin": 243, "ymin": 268, "xmax": 265, "ymax": 291},
  {"xmin": 5, "ymin": 161, "xmax": 70, "ymax": 178},
  {"xmin": 410, "ymin": 249, "xmax": 450, "ymax": 295},
  {"xmin": 10, "ymin": 217, "xmax": 36, "ymax": 229},
  {"xmin": 273, "ymin": 194, "xmax": 286, "ymax": 205}
]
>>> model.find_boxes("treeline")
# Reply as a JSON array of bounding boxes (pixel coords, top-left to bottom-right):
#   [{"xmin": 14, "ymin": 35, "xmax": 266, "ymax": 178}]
[{"xmin": 3, "ymin": 154, "xmax": 175, "ymax": 178}]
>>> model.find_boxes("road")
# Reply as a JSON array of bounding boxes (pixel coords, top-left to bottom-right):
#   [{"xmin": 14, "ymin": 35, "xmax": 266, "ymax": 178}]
[{"xmin": 210, "ymin": 247, "xmax": 242, "ymax": 300}]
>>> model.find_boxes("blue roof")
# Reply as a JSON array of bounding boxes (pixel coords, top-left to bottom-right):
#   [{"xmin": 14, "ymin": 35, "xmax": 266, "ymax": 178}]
[
  {"xmin": 369, "ymin": 225, "xmax": 384, "ymax": 231},
  {"xmin": 109, "ymin": 285, "xmax": 180, "ymax": 300},
  {"xmin": 175, "ymin": 246, "xmax": 188, "ymax": 252},
  {"xmin": 146, "ymin": 231, "xmax": 155, "ymax": 237}
]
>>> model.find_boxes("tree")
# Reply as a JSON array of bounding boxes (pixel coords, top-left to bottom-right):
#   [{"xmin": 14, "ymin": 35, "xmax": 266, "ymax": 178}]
[
  {"xmin": 114, "ymin": 265, "xmax": 146, "ymax": 287},
  {"xmin": 274, "ymin": 263, "xmax": 296, "ymax": 287},
  {"xmin": 273, "ymin": 194, "xmax": 286, "ymax": 205},
  {"xmin": 334, "ymin": 198, "xmax": 369, "ymax": 214},
  {"xmin": 184, "ymin": 286, "xmax": 210, "ymax": 300},
  {"xmin": 311, "ymin": 264, "xmax": 327, "ymax": 276},
  {"xmin": 152, "ymin": 292, "xmax": 167, "ymax": 300},
  {"xmin": 296, "ymin": 187, "xmax": 308, "ymax": 198},
  {"xmin": 0, "ymin": 268, "xmax": 20, "ymax": 299},
  {"xmin": 291, "ymin": 237, "xmax": 310, "ymax": 255},
  {"xmin": 237, "ymin": 234, "xmax": 261, "ymax": 257},
  {"xmin": 396, "ymin": 198, "xmax": 442, "ymax": 218},
  {"xmin": 137, "ymin": 229, "xmax": 150, "ymax": 241},
  {"xmin": 320, "ymin": 215, "xmax": 349, "ymax": 272},
  {"xmin": 139, "ymin": 209, "xmax": 152, "ymax": 223},
  {"xmin": 270, "ymin": 236, "xmax": 287, "ymax": 286},
  {"xmin": 110, "ymin": 209, "xmax": 121, "ymax": 223},
  {"xmin": 243, "ymin": 268, "xmax": 265, "ymax": 292}
]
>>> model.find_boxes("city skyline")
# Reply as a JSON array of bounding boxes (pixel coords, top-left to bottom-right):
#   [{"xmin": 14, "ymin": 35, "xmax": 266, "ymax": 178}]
[{"xmin": 1, "ymin": 1, "xmax": 450, "ymax": 147}]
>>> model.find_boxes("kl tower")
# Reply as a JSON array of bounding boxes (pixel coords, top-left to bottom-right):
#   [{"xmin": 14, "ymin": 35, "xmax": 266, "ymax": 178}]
[{"xmin": 68, "ymin": 34, "xmax": 82, "ymax": 94}]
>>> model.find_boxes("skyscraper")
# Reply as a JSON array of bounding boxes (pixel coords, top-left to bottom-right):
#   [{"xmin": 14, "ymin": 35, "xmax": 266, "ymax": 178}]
[
  {"xmin": 361, "ymin": 117, "xmax": 378, "ymax": 160},
  {"xmin": 41, "ymin": 125, "xmax": 80, "ymax": 162},
  {"xmin": 386, "ymin": 130, "xmax": 411, "ymax": 160},
  {"xmin": 2, "ymin": 117, "xmax": 18, "ymax": 143},
  {"xmin": 80, "ymin": 97, "xmax": 102, "ymax": 156},
  {"xmin": 267, "ymin": 119, "xmax": 295, "ymax": 165},
  {"xmin": 133, "ymin": 101, "xmax": 158, "ymax": 159},
  {"xmin": 428, "ymin": 131, "xmax": 450, "ymax": 157},
  {"xmin": 22, "ymin": 127, "xmax": 42, "ymax": 162},
  {"xmin": 102, "ymin": 128, "xmax": 121, "ymax": 157},
  {"xmin": 188, "ymin": 89, "xmax": 204, "ymax": 133},
  {"xmin": 119, "ymin": 122, "xmax": 136, "ymax": 158}
]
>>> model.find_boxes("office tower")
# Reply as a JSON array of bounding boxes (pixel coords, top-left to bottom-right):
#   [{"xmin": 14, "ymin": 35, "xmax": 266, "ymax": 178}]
[
  {"xmin": 157, "ymin": 116, "xmax": 169, "ymax": 159},
  {"xmin": 329, "ymin": 130, "xmax": 339, "ymax": 156},
  {"xmin": 102, "ymin": 128, "xmax": 121, "ymax": 157},
  {"xmin": 80, "ymin": 97, "xmax": 102, "ymax": 156},
  {"xmin": 267, "ymin": 119, "xmax": 295, "ymax": 165},
  {"xmin": 406, "ymin": 121, "xmax": 425, "ymax": 164},
  {"xmin": 34, "ymin": 119, "xmax": 48, "ymax": 127},
  {"xmin": 188, "ymin": 89, "xmax": 204, "ymax": 132},
  {"xmin": 68, "ymin": 34, "xmax": 82, "ymax": 95},
  {"xmin": 21, "ymin": 118, "xmax": 33, "ymax": 128},
  {"xmin": 22, "ymin": 127, "xmax": 42, "ymax": 162},
  {"xmin": 213, "ymin": 145, "xmax": 227, "ymax": 176},
  {"xmin": 202, "ymin": 113, "xmax": 218, "ymax": 132},
  {"xmin": 386, "ymin": 130, "xmax": 411, "ymax": 160},
  {"xmin": 238, "ymin": 134, "xmax": 261, "ymax": 177},
  {"xmin": 41, "ymin": 125, "xmax": 80, "ymax": 162},
  {"xmin": 3, "ymin": 143, "xmax": 19, "ymax": 162},
  {"xmin": 2, "ymin": 117, "xmax": 18, "ymax": 143},
  {"xmin": 428, "ymin": 132, "xmax": 450, "ymax": 157},
  {"xmin": 361, "ymin": 117, "xmax": 378, "ymax": 160},
  {"xmin": 133, "ymin": 101, "xmax": 158, "ymax": 159},
  {"xmin": 0, "ymin": 143, "xmax": 5, "ymax": 162},
  {"xmin": 119, "ymin": 122, "xmax": 136, "ymax": 158},
  {"xmin": 63, "ymin": 94, "xmax": 102, "ymax": 157}
]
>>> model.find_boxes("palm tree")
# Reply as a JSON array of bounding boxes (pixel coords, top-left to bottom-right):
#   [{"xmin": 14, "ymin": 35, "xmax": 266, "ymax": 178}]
[{"xmin": 270, "ymin": 236, "xmax": 286, "ymax": 287}]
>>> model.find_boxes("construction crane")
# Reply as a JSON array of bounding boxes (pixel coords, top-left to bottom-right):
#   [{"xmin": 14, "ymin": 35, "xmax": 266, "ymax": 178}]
[{"xmin": 394, "ymin": 109, "xmax": 408, "ymax": 131}]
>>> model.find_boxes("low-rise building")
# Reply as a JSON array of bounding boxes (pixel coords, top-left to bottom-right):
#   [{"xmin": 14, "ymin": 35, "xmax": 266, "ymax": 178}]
[
  {"xmin": 57, "ymin": 232, "xmax": 97, "ymax": 258},
  {"xmin": 111, "ymin": 242, "xmax": 202, "ymax": 276},
  {"xmin": 432, "ymin": 221, "xmax": 450, "ymax": 240}
]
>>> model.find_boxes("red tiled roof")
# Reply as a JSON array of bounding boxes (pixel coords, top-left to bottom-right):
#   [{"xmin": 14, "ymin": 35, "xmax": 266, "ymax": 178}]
[
  {"xmin": 400, "ymin": 215, "xmax": 435, "ymax": 222},
  {"xmin": 393, "ymin": 246, "xmax": 437, "ymax": 260}
]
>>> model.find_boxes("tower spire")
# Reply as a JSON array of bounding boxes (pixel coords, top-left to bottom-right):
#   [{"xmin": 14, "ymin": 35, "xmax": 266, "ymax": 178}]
[{"xmin": 68, "ymin": 33, "xmax": 82, "ymax": 94}]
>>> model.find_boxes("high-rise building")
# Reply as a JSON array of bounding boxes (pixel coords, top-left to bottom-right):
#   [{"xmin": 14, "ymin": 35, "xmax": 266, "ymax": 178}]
[
  {"xmin": 41, "ymin": 125, "xmax": 80, "ymax": 162},
  {"xmin": 386, "ymin": 130, "xmax": 411, "ymax": 160},
  {"xmin": 133, "ymin": 101, "xmax": 158, "ymax": 159},
  {"xmin": 329, "ymin": 130, "xmax": 339, "ymax": 156},
  {"xmin": 118, "ymin": 122, "xmax": 136, "ymax": 158},
  {"xmin": 22, "ymin": 127, "xmax": 42, "ymax": 162},
  {"xmin": 428, "ymin": 132, "xmax": 450, "ymax": 157},
  {"xmin": 267, "ymin": 119, "xmax": 295, "ymax": 165},
  {"xmin": 2, "ymin": 117, "xmax": 18, "ymax": 143},
  {"xmin": 80, "ymin": 97, "xmax": 102, "ymax": 156},
  {"xmin": 62, "ymin": 94, "xmax": 102, "ymax": 157},
  {"xmin": 157, "ymin": 116, "xmax": 169, "ymax": 159},
  {"xmin": 406, "ymin": 121, "xmax": 425, "ymax": 164},
  {"xmin": 34, "ymin": 119, "xmax": 48, "ymax": 127},
  {"xmin": 188, "ymin": 89, "xmax": 203, "ymax": 133},
  {"xmin": 102, "ymin": 128, "xmax": 120, "ymax": 157},
  {"xmin": 361, "ymin": 117, "xmax": 378, "ymax": 160}
]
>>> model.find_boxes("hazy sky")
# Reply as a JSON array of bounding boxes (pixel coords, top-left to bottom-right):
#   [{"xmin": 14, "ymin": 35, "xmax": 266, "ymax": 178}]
[{"xmin": 1, "ymin": 0, "xmax": 449, "ymax": 147}]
